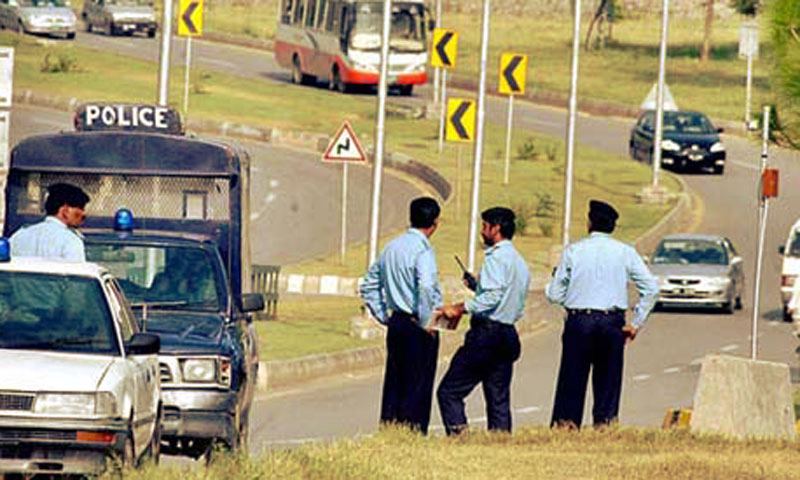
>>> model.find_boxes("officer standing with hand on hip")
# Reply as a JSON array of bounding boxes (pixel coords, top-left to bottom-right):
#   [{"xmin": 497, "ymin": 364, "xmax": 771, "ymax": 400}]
[
  {"xmin": 359, "ymin": 197, "xmax": 443, "ymax": 435},
  {"xmin": 436, "ymin": 207, "xmax": 530, "ymax": 435},
  {"xmin": 546, "ymin": 199, "xmax": 658, "ymax": 428}
]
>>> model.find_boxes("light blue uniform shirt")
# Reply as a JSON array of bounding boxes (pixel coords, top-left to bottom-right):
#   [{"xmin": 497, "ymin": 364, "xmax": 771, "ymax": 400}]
[
  {"xmin": 466, "ymin": 240, "xmax": 530, "ymax": 325},
  {"xmin": 360, "ymin": 228, "xmax": 442, "ymax": 327},
  {"xmin": 545, "ymin": 232, "xmax": 659, "ymax": 329},
  {"xmin": 10, "ymin": 216, "xmax": 85, "ymax": 262}
]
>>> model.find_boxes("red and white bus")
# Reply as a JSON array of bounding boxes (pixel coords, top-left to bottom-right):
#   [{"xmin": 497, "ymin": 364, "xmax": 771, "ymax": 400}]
[{"xmin": 274, "ymin": 0, "xmax": 431, "ymax": 95}]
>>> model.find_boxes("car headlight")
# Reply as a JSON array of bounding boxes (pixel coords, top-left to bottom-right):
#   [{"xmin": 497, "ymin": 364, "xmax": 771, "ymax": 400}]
[
  {"xmin": 660, "ymin": 139, "xmax": 681, "ymax": 151},
  {"xmin": 708, "ymin": 277, "xmax": 731, "ymax": 287},
  {"xmin": 710, "ymin": 142, "xmax": 725, "ymax": 153},
  {"xmin": 182, "ymin": 359, "xmax": 216, "ymax": 382},
  {"xmin": 34, "ymin": 392, "xmax": 117, "ymax": 416}
]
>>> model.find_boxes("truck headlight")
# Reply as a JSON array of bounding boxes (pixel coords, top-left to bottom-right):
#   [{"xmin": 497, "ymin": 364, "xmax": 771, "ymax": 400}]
[
  {"xmin": 660, "ymin": 139, "xmax": 681, "ymax": 152},
  {"xmin": 710, "ymin": 142, "xmax": 725, "ymax": 153},
  {"xmin": 182, "ymin": 359, "xmax": 216, "ymax": 382},
  {"xmin": 34, "ymin": 392, "xmax": 116, "ymax": 416}
]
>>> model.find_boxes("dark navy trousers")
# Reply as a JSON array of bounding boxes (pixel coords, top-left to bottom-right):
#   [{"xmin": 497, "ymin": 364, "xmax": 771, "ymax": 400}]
[
  {"xmin": 380, "ymin": 311, "xmax": 439, "ymax": 435},
  {"xmin": 550, "ymin": 310, "xmax": 626, "ymax": 428},
  {"xmin": 437, "ymin": 317, "xmax": 521, "ymax": 435}
]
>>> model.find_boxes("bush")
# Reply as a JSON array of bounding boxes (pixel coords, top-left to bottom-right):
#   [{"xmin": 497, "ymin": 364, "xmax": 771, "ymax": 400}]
[
  {"xmin": 516, "ymin": 137, "xmax": 536, "ymax": 161},
  {"xmin": 544, "ymin": 144, "xmax": 558, "ymax": 162},
  {"xmin": 538, "ymin": 220, "xmax": 555, "ymax": 238},
  {"xmin": 40, "ymin": 53, "xmax": 79, "ymax": 73},
  {"xmin": 534, "ymin": 192, "xmax": 556, "ymax": 219},
  {"xmin": 511, "ymin": 201, "xmax": 535, "ymax": 237}
]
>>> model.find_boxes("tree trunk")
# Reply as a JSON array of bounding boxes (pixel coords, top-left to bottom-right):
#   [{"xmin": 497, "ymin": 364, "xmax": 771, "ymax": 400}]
[
  {"xmin": 584, "ymin": 0, "xmax": 609, "ymax": 50},
  {"xmin": 701, "ymin": 0, "xmax": 714, "ymax": 63}
]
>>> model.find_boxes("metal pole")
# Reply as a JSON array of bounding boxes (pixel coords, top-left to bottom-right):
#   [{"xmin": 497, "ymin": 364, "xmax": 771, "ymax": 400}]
[
  {"xmin": 466, "ymin": 0, "xmax": 490, "ymax": 272},
  {"xmin": 561, "ymin": 0, "xmax": 581, "ymax": 247},
  {"xmin": 456, "ymin": 144, "xmax": 462, "ymax": 218},
  {"xmin": 750, "ymin": 105, "xmax": 770, "ymax": 360},
  {"xmin": 503, "ymin": 95, "xmax": 514, "ymax": 185},
  {"xmin": 157, "ymin": 0, "xmax": 175, "ymax": 105},
  {"xmin": 438, "ymin": 69, "xmax": 448, "ymax": 154},
  {"xmin": 340, "ymin": 162, "xmax": 349, "ymax": 264},
  {"xmin": 651, "ymin": 0, "xmax": 670, "ymax": 189},
  {"xmin": 183, "ymin": 37, "xmax": 192, "ymax": 117},
  {"xmin": 432, "ymin": 0, "xmax": 442, "ymax": 106},
  {"xmin": 366, "ymin": 0, "xmax": 393, "ymax": 266},
  {"xmin": 745, "ymin": 50, "xmax": 753, "ymax": 130}
]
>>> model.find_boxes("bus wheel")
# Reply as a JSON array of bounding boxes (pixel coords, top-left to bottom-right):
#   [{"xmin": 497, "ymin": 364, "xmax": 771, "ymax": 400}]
[
  {"xmin": 291, "ymin": 55, "xmax": 314, "ymax": 86},
  {"xmin": 329, "ymin": 67, "xmax": 349, "ymax": 94}
]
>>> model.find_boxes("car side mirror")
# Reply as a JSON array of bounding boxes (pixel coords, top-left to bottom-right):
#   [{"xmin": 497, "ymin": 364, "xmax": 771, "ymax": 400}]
[
  {"xmin": 779, "ymin": 245, "xmax": 786, "ymax": 255},
  {"xmin": 241, "ymin": 293, "xmax": 265, "ymax": 314},
  {"xmin": 717, "ymin": 127, "xmax": 724, "ymax": 133},
  {"xmin": 125, "ymin": 333, "xmax": 160, "ymax": 356}
]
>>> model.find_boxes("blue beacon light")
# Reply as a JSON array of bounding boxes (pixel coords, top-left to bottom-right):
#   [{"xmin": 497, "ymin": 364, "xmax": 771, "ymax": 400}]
[
  {"xmin": 0, "ymin": 238, "xmax": 10, "ymax": 262},
  {"xmin": 114, "ymin": 208, "xmax": 135, "ymax": 232}
]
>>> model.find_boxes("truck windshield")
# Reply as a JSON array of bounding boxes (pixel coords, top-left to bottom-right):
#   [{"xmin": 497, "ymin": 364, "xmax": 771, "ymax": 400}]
[
  {"xmin": 0, "ymin": 272, "xmax": 117, "ymax": 354},
  {"xmin": 86, "ymin": 244, "xmax": 223, "ymax": 312},
  {"xmin": 350, "ymin": 2, "xmax": 426, "ymax": 52}
]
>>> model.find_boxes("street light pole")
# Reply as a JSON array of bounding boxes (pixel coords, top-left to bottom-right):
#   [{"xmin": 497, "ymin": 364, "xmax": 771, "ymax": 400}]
[
  {"xmin": 561, "ymin": 0, "xmax": 581, "ymax": 247},
  {"xmin": 157, "ymin": 0, "xmax": 175, "ymax": 105},
  {"xmin": 651, "ymin": 0, "xmax": 670, "ymax": 189}
]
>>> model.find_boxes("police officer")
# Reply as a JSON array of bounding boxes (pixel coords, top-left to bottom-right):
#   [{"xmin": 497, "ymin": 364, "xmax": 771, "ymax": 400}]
[
  {"xmin": 436, "ymin": 207, "xmax": 530, "ymax": 435},
  {"xmin": 360, "ymin": 197, "xmax": 443, "ymax": 434},
  {"xmin": 10, "ymin": 183, "xmax": 90, "ymax": 262},
  {"xmin": 546, "ymin": 199, "xmax": 658, "ymax": 428}
]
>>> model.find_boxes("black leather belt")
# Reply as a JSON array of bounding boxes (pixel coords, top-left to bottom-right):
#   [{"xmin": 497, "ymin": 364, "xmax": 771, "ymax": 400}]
[{"xmin": 567, "ymin": 308, "xmax": 624, "ymax": 316}]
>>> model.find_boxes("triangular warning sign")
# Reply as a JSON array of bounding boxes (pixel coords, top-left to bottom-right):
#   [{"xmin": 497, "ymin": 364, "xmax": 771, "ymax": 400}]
[
  {"xmin": 640, "ymin": 83, "xmax": 678, "ymax": 112},
  {"xmin": 322, "ymin": 121, "xmax": 367, "ymax": 163}
]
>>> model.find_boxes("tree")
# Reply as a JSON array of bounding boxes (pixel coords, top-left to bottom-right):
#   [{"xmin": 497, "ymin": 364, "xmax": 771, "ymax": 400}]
[
  {"xmin": 768, "ymin": 0, "xmax": 800, "ymax": 145},
  {"xmin": 701, "ymin": 0, "xmax": 715, "ymax": 63},
  {"xmin": 585, "ymin": 0, "xmax": 615, "ymax": 50}
]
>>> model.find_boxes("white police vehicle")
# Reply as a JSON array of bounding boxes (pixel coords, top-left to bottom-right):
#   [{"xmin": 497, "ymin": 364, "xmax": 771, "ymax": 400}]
[{"xmin": 0, "ymin": 241, "xmax": 161, "ymax": 475}]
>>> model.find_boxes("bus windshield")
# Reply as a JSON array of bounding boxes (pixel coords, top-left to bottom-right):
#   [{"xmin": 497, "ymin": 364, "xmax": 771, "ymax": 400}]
[{"xmin": 350, "ymin": 2, "xmax": 426, "ymax": 52}]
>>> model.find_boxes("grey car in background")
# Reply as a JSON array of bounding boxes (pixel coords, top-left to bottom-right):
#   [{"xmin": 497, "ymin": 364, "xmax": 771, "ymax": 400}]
[
  {"xmin": 0, "ymin": 0, "xmax": 76, "ymax": 39},
  {"xmin": 82, "ymin": 0, "xmax": 155, "ymax": 37},
  {"xmin": 650, "ymin": 234, "xmax": 744, "ymax": 314}
]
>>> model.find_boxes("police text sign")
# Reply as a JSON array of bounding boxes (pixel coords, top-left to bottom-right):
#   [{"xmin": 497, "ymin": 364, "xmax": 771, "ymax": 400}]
[{"xmin": 76, "ymin": 104, "xmax": 184, "ymax": 135}]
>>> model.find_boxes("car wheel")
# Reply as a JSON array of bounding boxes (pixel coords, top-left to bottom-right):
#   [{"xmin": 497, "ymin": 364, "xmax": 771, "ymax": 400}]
[
  {"xmin": 713, "ymin": 164, "xmax": 724, "ymax": 174},
  {"xmin": 735, "ymin": 295, "xmax": 743, "ymax": 310},
  {"xmin": 105, "ymin": 21, "xmax": 115, "ymax": 36},
  {"xmin": 66, "ymin": 32, "xmax": 75, "ymax": 39},
  {"xmin": 629, "ymin": 143, "xmax": 637, "ymax": 161},
  {"xmin": 784, "ymin": 305, "xmax": 793, "ymax": 323},
  {"xmin": 147, "ymin": 28, "xmax": 156, "ymax": 38},
  {"xmin": 722, "ymin": 297, "xmax": 735, "ymax": 314},
  {"xmin": 143, "ymin": 408, "xmax": 162, "ymax": 465},
  {"xmin": 203, "ymin": 439, "xmax": 230, "ymax": 466}
]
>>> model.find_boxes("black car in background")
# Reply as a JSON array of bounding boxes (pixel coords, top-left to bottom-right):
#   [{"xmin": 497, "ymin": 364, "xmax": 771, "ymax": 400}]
[{"xmin": 629, "ymin": 110, "xmax": 726, "ymax": 174}]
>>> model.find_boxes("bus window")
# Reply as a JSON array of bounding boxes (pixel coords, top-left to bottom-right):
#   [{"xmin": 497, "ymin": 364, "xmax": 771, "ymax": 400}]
[
  {"xmin": 305, "ymin": 0, "xmax": 316, "ymax": 27},
  {"xmin": 316, "ymin": 0, "xmax": 327, "ymax": 29},
  {"xmin": 280, "ymin": 0, "xmax": 292, "ymax": 24},
  {"xmin": 292, "ymin": 0, "xmax": 304, "ymax": 24}
]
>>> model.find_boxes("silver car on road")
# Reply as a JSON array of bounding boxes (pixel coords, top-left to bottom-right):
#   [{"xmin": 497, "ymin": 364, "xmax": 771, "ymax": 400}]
[
  {"xmin": 0, "ymin": 0, "xmax": 76, "ymax": 39},
  {"xmin": 650, "ymin": 234, "xmax": 745, "ymax": 313},
  {"xmin": 82, "ymin": 0, "xmax": 156, "ymax": 37}
]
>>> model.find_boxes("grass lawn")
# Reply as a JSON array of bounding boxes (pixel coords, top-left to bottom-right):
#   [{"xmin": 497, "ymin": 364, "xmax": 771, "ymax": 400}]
[
  {"xmin": 116, "ymin": 426, "xmax": 800, "ymax": 479},
  {"xmin": 3, "ymin": 31, "xmax": 681, "ymax": 360}
]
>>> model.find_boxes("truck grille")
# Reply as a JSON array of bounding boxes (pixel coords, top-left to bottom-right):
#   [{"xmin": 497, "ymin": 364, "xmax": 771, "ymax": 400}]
[
  {"xmin": 0, "ymin": 394, "xmax": 34, "ymax": 412},
  {"xmin": 159, "ymin": 363, "xmax": 173, "ymax": 384},
  {"xmin": 0, "ymin": 428, "xmax": 76, "ymax": 442}
]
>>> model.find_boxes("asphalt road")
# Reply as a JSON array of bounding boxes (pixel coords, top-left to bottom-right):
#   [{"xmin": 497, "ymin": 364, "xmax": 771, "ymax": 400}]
[
  {"xmin": 9, "ymin": 104, "xmax": 419, "ymax": 265},
  {"xmin": 18, "ymin": 31, "xmax": 800, "ymax": 451}
]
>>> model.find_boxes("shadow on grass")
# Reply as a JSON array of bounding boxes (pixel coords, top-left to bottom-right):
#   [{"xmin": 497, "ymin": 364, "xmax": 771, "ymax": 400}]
[{"xmin": 606, "ymin": 40, "xmax": 742, "ymax": 62}]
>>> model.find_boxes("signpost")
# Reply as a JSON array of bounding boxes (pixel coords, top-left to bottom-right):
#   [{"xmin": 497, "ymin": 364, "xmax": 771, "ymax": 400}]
[
  {"xmin": 178, "ymin": 0, "xmax": 203, "ymax": 117},
  {"xmin": 498, "ymin": 52, "xmax": 528, "ymax": 185},
  {"xmin": 323, "ymin": 121, "xmax": 367, "ymax": 263},
  {"xmin": 431, "ymin": 28, "xmax": 458, "ymax": 154},
  {"xmin": 751, "ymin": 106, "xmax": 774, "ymax": 360},
  {"xmin": 157, "ymin": 0, "xmax": 175, "ymax": 105},
  {"xmin": 651, "ymin": 0, "xmax": 671, "ymax": 191},
  {"xmin": 561, "ymin": 0, "xmax": 581, "ymax": 246},
  {"xmin": 739, "ymin": 22, "xmax": 759, "ymax": 130}
]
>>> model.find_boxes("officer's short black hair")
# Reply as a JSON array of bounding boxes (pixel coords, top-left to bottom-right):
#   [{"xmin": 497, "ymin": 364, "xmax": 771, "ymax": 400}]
[
  {"xmin": 588, "ymin": 199, "xmax": 618, "ymax": 234},
  {"xmin": 409, "ymin": 197, "xmax": 440, "ymax": 229},
  {"xmin": 45, "ymin": 183, "xmax": 90, "ymax": 215},
  {"xmin": 482, "ymin": 207, "xmax": 516, "ymax": 239}
]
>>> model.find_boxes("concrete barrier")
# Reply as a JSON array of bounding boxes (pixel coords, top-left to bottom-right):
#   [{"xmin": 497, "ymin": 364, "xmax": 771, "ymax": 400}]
[{"xmin": 691, "ymin": 354, "xmax": 796, "ymax": 440}]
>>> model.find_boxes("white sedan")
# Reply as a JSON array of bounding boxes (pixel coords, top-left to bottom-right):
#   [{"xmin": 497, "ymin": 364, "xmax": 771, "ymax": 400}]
[{"xmin": 0, "ymin": 256, "xmax": 161, "ymax": 475}]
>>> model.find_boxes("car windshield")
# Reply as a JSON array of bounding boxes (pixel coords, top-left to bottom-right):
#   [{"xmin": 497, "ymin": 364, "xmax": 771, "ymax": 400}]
[
  {"xmin": 663, "ymin": 112, "xmax": 716, "ymax": 134},
  {"xmin": 788, "ymin": 230, "xmax": 800, "ymax": 257},
  {"xmin": 0, "ymin": 272, "xmax": 117, "ymax": 354},
  {"xmin": 350, "ymin": 2, "xmax": 426, "ymax": 52},
  {"xmin": 86, "ymin": 244, "xmax": 223, "ymax": 312},
  {"xmin": 652, "ymin": 239, "xmax": 728, "ymax": 265},
  {"xmin": 18, "ymin": 0, "xmax": 68, "ymax": 7}
]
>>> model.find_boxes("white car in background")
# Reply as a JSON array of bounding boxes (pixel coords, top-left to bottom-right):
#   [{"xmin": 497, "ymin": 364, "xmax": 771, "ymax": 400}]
[
  {"xmin": 779, "ymin": 218, "xmax": 800, "ymax": 322},
  {"xmin": 0, "ymin": 254, "xmax": 161, "ymax": 475},
  {"xmin": 0, "ymin": 0, "xmax": 76, "ymax": 38}
]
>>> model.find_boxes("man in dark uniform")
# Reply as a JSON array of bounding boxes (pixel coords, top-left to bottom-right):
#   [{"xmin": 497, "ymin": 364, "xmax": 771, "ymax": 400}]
[
  {"xmin": 359, "ymin": 197, "xmax": 443, "ymax": 434},
  {"xmin": 436, "ymin": 207, "xmax": 530, "ymax": 435},
  {"xmin": 546, "ymin": 199, "xmax": 658, "ymax": 428}
]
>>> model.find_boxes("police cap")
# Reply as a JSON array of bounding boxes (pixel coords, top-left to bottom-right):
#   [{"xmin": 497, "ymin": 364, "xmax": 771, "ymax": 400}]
[
  {"xmin": 588, "ymin": 199, "xmax": 618, "ymax": 223},
  {"xmin": 45, "ymin": 183, "xmax": 90, "ymax": 214}
]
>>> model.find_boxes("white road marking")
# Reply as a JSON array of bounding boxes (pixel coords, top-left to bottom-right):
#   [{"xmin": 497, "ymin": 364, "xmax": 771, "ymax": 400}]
[
  {"xmin": 632, "ymin": 374, "xmax": 651, "ymax": 382},
  {"xmin": 516, "ymin": 406, "xmax": 541, "ymax": 414},
  {"xmin": 720, "ymin": 344, "xmax": 739, "ymax": 352},
  {"xmin": 663, "ymin": 367, "xmax": 681, "ymax": 374}
]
